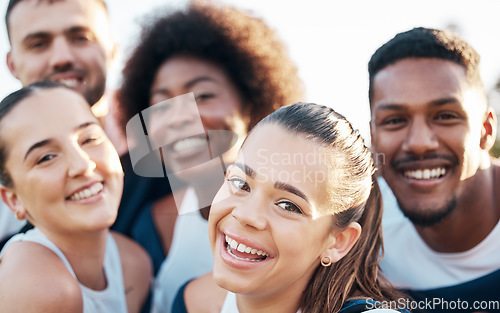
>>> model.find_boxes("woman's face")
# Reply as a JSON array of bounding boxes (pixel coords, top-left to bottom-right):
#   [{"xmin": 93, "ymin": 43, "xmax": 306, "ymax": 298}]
[
  {"xmin": 0, "ymin": 87, "xmax": 123, "ymax": 235},
  {"xmin": 147, "ymin": 55, "xmax": 249, "ymax": 182},
  {"xmin": 209, "ymin": 123, "xmax": 337, "ymax": 299}
]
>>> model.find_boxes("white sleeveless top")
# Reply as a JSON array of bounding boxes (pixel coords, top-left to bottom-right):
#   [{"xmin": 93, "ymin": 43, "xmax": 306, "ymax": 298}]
[
  {"xmin": 0, "ymin": 228, "xmax": 128, "ymax": 313},
  {"xmin": 152, "ymin": 188, "xmax": 214, "ymax": 313},
  {"xmin": 220, "ymin": 292, "xmax": 401, "ymax": 313}
]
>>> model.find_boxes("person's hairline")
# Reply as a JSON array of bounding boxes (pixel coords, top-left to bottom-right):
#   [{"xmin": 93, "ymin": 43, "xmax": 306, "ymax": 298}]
[
  {"xmin": 368, "ymin": 55, "xmax": 485, "ymax": 108},
  {"xmin": 5, "ymin": 0, "xmax": 110, "ymax": 42}
]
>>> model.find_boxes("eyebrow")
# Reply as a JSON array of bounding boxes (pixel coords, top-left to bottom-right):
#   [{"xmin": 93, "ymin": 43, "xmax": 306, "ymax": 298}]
[
  {"xmin": 22, "ymin": 31, "xmax": 51, "ymax": 45},
  {"xmin": 274, "ymin": 181, "xmax": 309, "ymax": 203},
  {"xmin": 233, "ymin": 162, "xmax": 255, "ymax": 178},
  {"xmin": 150, "ymin": 76, "xmax": 218, "ymax": 97},
  {"xmin": 375, "ymin": 97, "xmax": 461, "ymax": 113},
  {"xmin": 24, "ymin": 121, "xmax": 98, "ymax": 161},
  {"xmin": 232, "ymin": 162, "xmax": 309, "ymax": 203},
  {"xmin": 22, "ymin": 26, "xmax": 93, "ymax": 44}
]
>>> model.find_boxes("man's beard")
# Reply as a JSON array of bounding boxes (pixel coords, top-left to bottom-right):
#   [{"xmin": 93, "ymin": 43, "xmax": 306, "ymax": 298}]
[{"xmin": 398, "ymin": 196, "xmax": 457, "ymax": 227}]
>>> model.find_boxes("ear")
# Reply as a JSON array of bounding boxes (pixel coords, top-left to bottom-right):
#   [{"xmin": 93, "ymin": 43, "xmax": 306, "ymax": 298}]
[
  {"xmin": 369, "ymin": 120, "xmax": 376, "ymax": 150},
  {"xmin": 322, "ymin": 222, "xmax": 362, "ymax": 264},
  {"xmin": 6, "ymin": 51, "xmax": 20, "ymax": 79},
  {"xmin": 107, "ymin": 41, "xmax": 119, "ymax": 71},
  {"xmin": 0, "ymin": 184, "xmax": 26, "ymax": 220},
  {"xmin": 480, "ymin": 107, "xmax": 497, "ymax": 151}
]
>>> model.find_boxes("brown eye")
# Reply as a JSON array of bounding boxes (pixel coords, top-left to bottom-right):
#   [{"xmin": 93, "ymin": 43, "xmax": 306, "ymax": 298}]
[
  {"xmin": 276, "ymin": 201, "xmax": 302, "ymax": 214},
  {"xmin": 228, "ymin": 177, "xmax": 250, "ymax": 193}
]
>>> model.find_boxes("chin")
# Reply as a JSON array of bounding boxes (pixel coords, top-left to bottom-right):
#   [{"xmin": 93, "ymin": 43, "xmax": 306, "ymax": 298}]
[{"xmin": 398, "ymin": 197, "xmax": 457, "ymax": 227}]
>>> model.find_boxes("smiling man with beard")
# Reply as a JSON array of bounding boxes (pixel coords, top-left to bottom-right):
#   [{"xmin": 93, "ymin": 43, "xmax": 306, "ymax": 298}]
[{"xmin": 369, "ymin": 27, "xmax": 500, "ymax": 313}]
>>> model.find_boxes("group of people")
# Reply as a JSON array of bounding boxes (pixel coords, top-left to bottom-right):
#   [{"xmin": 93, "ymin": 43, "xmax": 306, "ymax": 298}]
[{"xmin": 0, "ymin": 0, "xmax": 498, "ymax": 313}]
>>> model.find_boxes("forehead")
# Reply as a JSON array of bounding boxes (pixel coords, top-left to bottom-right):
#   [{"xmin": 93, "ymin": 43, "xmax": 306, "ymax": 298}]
[
  {"xmin": 0, "ymin": 88, "xmax": 97, "ymax": 151},
  {"xmin": 240, "ymin": 124, "xmax": 332, "ymax": 209},
  {"xmin": 154, "ymin": 56, "xmax": 232, "ymax": 86},
  {"xmin": 372, "ymin": 58, "xmax": 470, "ymax": 106},
  {"xmin": 8, "ymin": 0, "xmax": 109, "ymax": 41}
]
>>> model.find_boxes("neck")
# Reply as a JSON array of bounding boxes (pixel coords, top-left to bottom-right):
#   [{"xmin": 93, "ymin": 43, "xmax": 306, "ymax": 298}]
[
  {"xmin": 416, "ymin": 162, "xmax": 500, "ymax": 252},
  {"xmin": 192, "ymin": 158, "xmax": 227, "ymax": 209},
  {"xmin": 40, "ymin": 228, "xmax": 110, "ymax": 290},
  {"xmin": 235, "ymin": 278, "xmax": 306, "ymax": 313},
  {"xmin": 236, "ymin": 292, "xmax": 301, "ymax": 313}
]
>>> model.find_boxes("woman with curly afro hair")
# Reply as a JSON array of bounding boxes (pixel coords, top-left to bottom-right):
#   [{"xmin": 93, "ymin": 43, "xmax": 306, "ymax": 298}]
[{"xmin": 116, "ymin": 1, "xmax": 303, "ymax": 312}]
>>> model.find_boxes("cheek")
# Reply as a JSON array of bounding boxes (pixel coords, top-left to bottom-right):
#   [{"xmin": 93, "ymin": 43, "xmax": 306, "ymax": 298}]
[
  {"xmin": 199, "ymin": 100, "xmax": 243, "ymax": 131},
  {"xmin": 208, "ymin": 185, "xmax": 233, "ymax": 240}
]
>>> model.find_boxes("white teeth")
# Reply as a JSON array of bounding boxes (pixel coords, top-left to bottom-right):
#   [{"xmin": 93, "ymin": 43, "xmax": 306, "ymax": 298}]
[
  {"xmin": 404, "ymin": 168, "xmax": 446, "ymax": 180},
  {"xmin": 69, "ymin": 182, "xmax": 103, "ymax": 200},
  {"xmin": 225, "ymin": 235, "xmax": 269, "ymax": 258},
  {"xmin": 172, "ymin": 137, "xmax": 206, "ymax": 153},
  {"xmin": 56, "ymin": 78, "xmax": 79, "ymax": 88}
]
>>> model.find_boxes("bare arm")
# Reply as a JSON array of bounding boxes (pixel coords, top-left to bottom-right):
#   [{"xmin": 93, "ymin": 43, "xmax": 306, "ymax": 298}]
[
  {"xmin": 112, "ymin": 231, "xmax": 153, "ymax": 313},
  {"xmin": 0, "ymin": 241, "xmax": 83, "ymax": 313}
]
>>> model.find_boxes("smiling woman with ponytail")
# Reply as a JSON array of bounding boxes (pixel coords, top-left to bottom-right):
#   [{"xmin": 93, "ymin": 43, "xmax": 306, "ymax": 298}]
[{"xmin": 172, "ymin": 102, "xmax": 409, "ymax": 313}]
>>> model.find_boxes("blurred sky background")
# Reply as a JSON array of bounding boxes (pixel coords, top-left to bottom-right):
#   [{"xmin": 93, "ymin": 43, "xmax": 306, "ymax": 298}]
[{"xmin": 2, "ymin": 0, "xmax": 500, "ymax": 142}]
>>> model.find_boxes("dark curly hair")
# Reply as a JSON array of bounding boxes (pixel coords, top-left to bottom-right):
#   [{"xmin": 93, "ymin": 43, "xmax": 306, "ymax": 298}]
[
  {"xmin": 117, "ymin": 0, "xmax": 303, "ymax": 133},
  {"xmin": 368, "ymin": 27, "xmax": 485, "ymax": 103}
]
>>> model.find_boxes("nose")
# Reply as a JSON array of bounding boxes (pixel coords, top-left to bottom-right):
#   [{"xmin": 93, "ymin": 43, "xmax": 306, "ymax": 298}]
[
  {"xmin": 67, "ymin": 144, "xmax": 97, "ymax": 178},
  {"xmin": 49, "ymin": 37, "xmax": 75, "ymax": 71},
  {"xmin": 167, "ymin": 96, "xmax": 200, "ymax": 130},
  {"xmin": 402, "ymin": 117, "xmax": 439, "ymax": 155},
  {"xmin": 231, "ymin": 194, "xmax": 268, "ymax": 231}
]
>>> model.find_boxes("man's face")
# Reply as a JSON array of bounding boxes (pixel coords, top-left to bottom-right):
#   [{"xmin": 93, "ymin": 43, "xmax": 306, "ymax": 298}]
[
  {"xmin": 370, "ymin": 58, "xmax": 489, "ymax": 226},
  {"xmin": 6, "ymin": 0, "xmax": 115, "ymax": 106}
]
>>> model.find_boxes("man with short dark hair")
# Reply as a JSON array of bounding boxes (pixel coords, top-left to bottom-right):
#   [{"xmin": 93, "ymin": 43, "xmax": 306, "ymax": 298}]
[
  {"xmin": 369, "ymin": 27, "xmax": 500, "ymax": 312},
  {"xmin": 5, "ymin": 0, "xmax": 116, "ymax": 111}
]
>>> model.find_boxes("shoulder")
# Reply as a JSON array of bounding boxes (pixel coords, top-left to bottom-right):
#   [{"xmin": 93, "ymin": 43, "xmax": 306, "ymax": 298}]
[
  {"xmin": 183, "ymin": 272, "xmax": 227, "ymax": 313},
  {"xmin": 0, "ymin": 241, "xmax": 82, "ymax": 312},
  {"xmin": 112, "ymin": 231, "xmax": 152, "ymax": 272},
  {"xmin": 111, "ymin": 231, "xmax": 153, "ymax": 312}
]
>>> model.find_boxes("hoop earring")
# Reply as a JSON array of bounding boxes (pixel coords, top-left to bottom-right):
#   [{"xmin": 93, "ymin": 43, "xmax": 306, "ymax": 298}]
[
  {"xmin": 321, "ymin": 256, "xmax": 332, "ymax": 267},
  {"xmin": 15, "ymin": 211, "xmax": 24, "ymax": 221}
]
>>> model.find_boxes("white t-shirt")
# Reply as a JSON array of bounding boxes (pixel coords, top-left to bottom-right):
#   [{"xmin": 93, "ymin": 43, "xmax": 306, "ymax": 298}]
[
  {"xmin": 152, "ymin": 188, "xmax": 214, "ymax": 313},
  {"xmin": 379, "ymin": 177, "xmax": 500, "ymax": 290}
]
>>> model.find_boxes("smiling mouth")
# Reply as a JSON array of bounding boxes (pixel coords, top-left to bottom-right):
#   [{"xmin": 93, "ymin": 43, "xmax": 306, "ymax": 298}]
[
  {"xmin": 52, "ymin": 77, "xmax": 83, "ymax": 88},
  {"xmin": 403, "ymin": 167, "xmax": 447, "ymax": 180},
  {"xmin": 68, "ymin": 182, "xmax": 103, "ymax": 201},
  {"xmin": 169, "ymin": 134, "xmax": 207, "ymax": 153},
  {"xmin": 225, "ymin": 235, "xmax": 269, "ymax": 262}
]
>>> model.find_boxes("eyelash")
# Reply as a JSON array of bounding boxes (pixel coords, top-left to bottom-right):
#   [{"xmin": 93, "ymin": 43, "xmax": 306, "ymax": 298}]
[
  {"xmin": 195, "ymin": 93, "xmax": 215, "ymax": 102},
  {"xmin": 227, "ymin": 176, "xmax": 303, "ymax": 214},
  {"xmin": 228, "ymin": 177, "xmax": 250, "ymax": 193},
  {"xmin": 36, "ymin": 154, "xmax": 56, "ymax": 165},
  {"xmin": 276, "ymin": 200, "xmax": 302, "ymax": 214}
]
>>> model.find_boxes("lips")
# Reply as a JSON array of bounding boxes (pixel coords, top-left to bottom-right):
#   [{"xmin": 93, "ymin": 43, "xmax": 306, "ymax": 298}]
[
  {"xmin": 67, "ymin": 182, "xmax": 104, "ymax": 201},
  {"xmin": 47, "ymin": 72, "xmax": 85, "ymax": 89},
  {"xmin": 225, "ymin": 235, "xmax": 269, "ymax": 261},
  {"xmin": 56, "ymin": 78, "xmax": 81, "ymax": 88},
  {"xmin": 171, "ymin": 134, "xmax": 207, "ymax": 153},
  {"xmin": 404, "ymin": 167, "xmax": 446, "ymax": 180}
]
